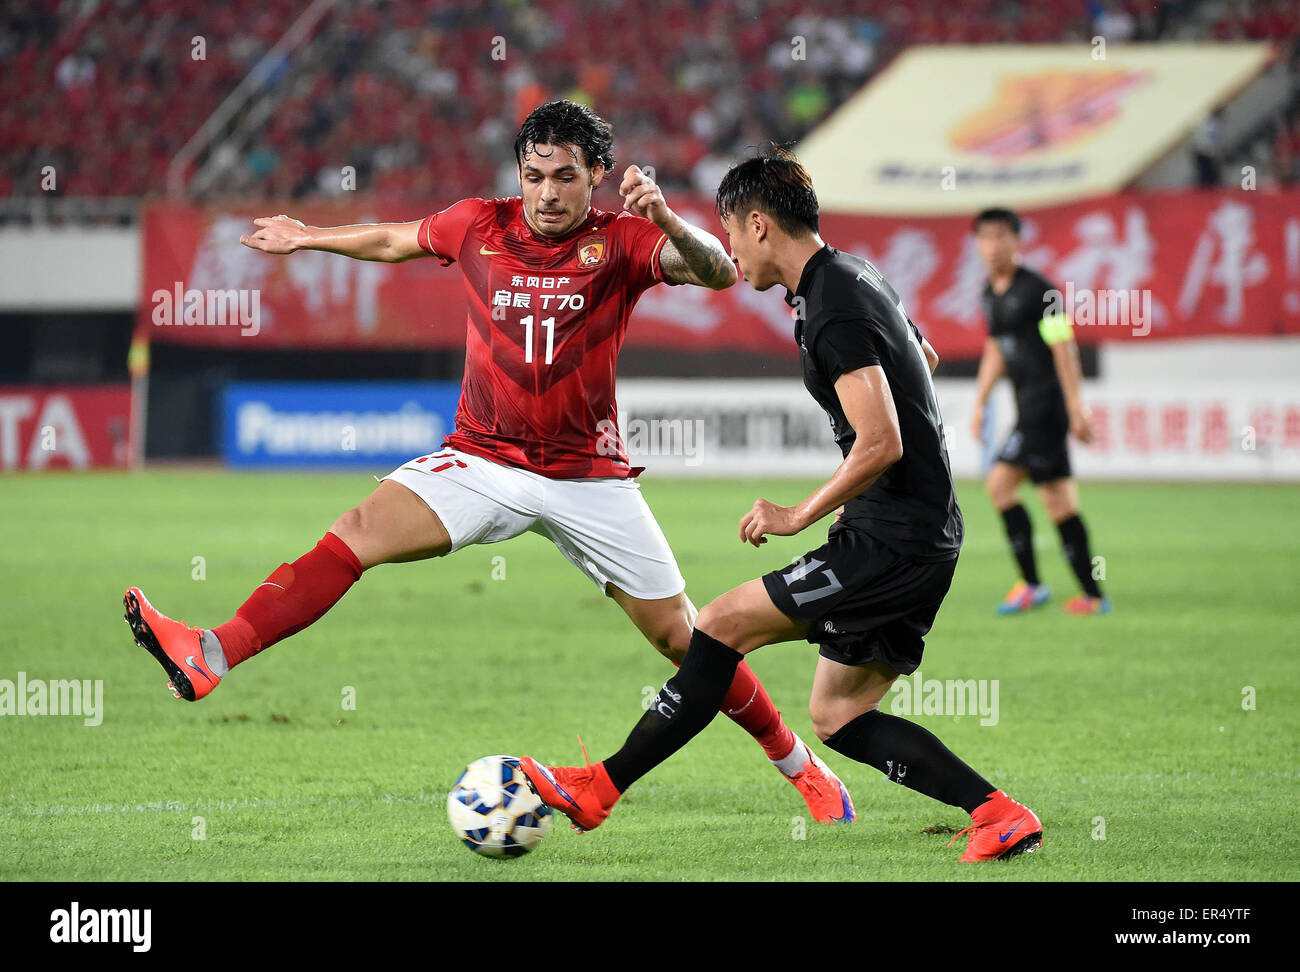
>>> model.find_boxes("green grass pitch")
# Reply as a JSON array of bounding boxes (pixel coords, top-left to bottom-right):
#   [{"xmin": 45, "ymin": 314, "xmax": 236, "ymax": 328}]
[{"xmin": 1, "ymin": 470, "xmax": 1296, "ymax": 881}]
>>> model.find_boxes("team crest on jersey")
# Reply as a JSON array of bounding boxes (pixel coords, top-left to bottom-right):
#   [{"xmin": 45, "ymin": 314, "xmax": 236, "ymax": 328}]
[{"xmin": 577, "ymin": 235, "xmax": 607, "ymax": 266}]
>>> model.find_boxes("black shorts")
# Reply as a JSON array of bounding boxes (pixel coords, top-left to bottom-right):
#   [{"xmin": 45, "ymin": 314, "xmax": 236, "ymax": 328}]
[
  {"xmin": 996, "ymin": 424, "xmax": 1072, "ymax": 484},
  {"xmin": 761, "ymin": 523, "xmax": 957, "ymax": 675}
]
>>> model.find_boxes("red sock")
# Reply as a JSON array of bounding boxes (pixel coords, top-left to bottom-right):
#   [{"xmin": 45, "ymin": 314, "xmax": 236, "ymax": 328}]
[
  {"xmin": 670, "ymin": 657, "xmax": 795, "ymax": 761},
  {"xmin": 212, "ymin": 532, "xmax": 363, "ymax": 669},
  {"xmin": 723, "ymin": 660, "xmax": 796, "ymax": 761}
]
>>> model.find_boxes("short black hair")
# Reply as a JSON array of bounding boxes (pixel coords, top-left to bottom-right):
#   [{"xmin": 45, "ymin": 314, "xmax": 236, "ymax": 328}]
[
  {"xmin": 715, "ymin": 144, "xmax": 819, "ymax": 237},
  {"xmin": 972, "ymin": 207, "xmax": 1021, "ymax": 236},
  {"xmin": 514, "ymin": 100, "xmax": 614, "ymax": 173}
]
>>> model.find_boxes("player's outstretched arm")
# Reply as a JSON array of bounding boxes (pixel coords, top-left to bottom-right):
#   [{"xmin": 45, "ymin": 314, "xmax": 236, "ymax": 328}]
[
  {"xmin": 239, "ymin": 215, "xmax": 427, "ymax": 263},
  {"xmin": 739, "ymin": 365, "xmax": 902, "ymax": 547},
  {"xmin": 619, "ymin": 165, "xmax": 737, "ymax": 290}
]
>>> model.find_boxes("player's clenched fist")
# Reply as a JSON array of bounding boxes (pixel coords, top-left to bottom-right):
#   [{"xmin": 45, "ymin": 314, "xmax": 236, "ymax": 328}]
[
  {"xmin": 739, "ymin": 498, "xmax": 805, "ymax": 547},
  {"xmin": 240, "ymin": 214, "xmax": 310, "ymax": 254},
  {"xmin": 619, "ymin": 165, "xmax": 671, "ymax": 225}
]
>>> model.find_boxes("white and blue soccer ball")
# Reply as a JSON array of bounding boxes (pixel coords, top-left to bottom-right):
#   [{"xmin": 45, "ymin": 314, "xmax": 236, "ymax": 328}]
[{"xmin": 447, "ymin": 755, "xmax": 552, "ymax": 858}]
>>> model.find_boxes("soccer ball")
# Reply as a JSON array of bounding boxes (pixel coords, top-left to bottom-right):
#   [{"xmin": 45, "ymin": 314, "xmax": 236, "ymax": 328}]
[{"xmin": 447, "ymin": 755, "xmax": 552, "ymax": 858}]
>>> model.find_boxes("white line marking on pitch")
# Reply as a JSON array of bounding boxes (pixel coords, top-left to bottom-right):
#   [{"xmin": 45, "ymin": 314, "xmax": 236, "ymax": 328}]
[{"xmin": 0, "ymin": 792, "xmax": 443, "ymax": 818}]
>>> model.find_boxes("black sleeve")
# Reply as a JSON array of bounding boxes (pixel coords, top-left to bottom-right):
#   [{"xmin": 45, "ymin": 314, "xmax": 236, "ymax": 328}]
[
  {"xmin": 1027, "ymin": 273, "xmax": 1059, "ymax": 332},
  {"xmin": 811, "ymin": 318, "xmax": 885, "ymax": 384}
]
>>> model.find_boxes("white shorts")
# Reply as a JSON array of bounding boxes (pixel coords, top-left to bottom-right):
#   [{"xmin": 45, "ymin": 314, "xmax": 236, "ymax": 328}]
[{"xmin": 382, "ymin": 449, "xmax": 686, "ymax": 601}]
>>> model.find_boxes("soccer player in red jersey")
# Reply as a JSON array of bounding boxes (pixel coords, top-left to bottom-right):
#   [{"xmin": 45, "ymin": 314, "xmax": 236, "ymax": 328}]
[{"xmin": 122, "ymin": 102, "xmax": 854, "ymax": 823}]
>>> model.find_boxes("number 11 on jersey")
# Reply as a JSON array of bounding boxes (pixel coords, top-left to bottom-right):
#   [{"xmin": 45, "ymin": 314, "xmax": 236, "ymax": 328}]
[{"xmin": 519, "ymin": 315, "xmax": 555, "ymax": 365}]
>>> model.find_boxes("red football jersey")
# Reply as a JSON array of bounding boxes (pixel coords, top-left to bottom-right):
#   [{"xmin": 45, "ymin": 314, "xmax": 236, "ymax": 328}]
[{"xmin": 417, "ymin": 197, "xmax": 675, "ymax": 478}]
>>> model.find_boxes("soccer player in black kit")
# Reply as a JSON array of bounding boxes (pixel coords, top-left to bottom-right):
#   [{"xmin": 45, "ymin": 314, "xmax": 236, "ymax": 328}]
[
  {"xmin": 521, "ymin": 149, "xmax": 1043, "ymax": 862},
  {"xmin": 971, "ymin": 208, "xmax": 1110, "ymax": 616}
]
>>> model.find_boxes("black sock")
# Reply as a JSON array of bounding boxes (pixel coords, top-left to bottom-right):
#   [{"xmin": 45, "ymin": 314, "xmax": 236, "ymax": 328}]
[
  {"xmin": 1000, "ymin": 503, "xmax": 1039, "ymax": 586},
  {"xmin": 823, "ymin": 709, "xmax": 995, "ymax": 814},
  {"xmin": 603, "ymin": 630, "xmax": 743, "ymax": 793},
  {"xmin": 1056, "ymin": 513, "xmax": 1102, "ymax": 597}
]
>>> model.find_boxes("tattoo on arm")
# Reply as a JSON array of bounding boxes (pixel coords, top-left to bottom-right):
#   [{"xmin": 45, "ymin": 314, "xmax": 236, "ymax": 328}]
[{"xmin": 659, "ymin": 221, "xmax": 737, "ymax": 289}]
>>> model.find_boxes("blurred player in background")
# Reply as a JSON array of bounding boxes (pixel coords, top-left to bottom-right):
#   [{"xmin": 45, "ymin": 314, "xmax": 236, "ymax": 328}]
[
  {"xmin": 970, "ymin": 208, "xmax": 1111, "ymax": 616},
  {"xmin": 521, "ymin": 148, "xmax": 1043, "ymax": 862},
  {"xmin": 122, "ymin": 101, "xmax": 855, "ymax": 824}
]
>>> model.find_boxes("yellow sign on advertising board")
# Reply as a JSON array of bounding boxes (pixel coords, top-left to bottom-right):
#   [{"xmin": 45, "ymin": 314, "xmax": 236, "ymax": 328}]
[{"xmin": 797, "ymin": 43, "xmax": 1271, "ymax": 215}]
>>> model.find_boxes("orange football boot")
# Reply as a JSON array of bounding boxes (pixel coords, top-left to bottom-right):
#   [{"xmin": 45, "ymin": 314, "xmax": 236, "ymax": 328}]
[
  {"xmin": 518, "ymin": 751, "xmax": 621, "ymax": 833},
  {"xmin": 949, "ymin": 790, "xmax": 1043, "ymax": 862},
  {"xmin": 782, "ymin": 743, "xmax": 856, "ymax": 823},
  {"xmin": 996, "ymin": 581, "xmax": 1051, "ymax": 615},
  {"xmin": 123, "ymin": 587, "xmax": 221, "ymax": 701},
  {"xmin": 1063, "ymin": 594, "xmax": 1112, "ymax": 616}
]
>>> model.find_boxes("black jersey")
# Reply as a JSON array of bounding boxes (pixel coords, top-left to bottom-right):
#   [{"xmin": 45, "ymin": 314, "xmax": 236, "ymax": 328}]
[
  {"xmin": 784, "ymin": 244, "xmax": 962, "ymax": 562},
  {"xmin": 981, "ymin": 265, "xmax": 1068, "ymax": 430}
]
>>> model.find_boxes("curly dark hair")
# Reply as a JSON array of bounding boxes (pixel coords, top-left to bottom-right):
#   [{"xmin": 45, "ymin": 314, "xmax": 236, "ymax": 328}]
[
  {"xmin": 514, "ymin": 100, "xmax": 615, "ymax": 172},
  {"xmin": 715, "ymin": 144, "xmax": 819, "ymax": 236}
]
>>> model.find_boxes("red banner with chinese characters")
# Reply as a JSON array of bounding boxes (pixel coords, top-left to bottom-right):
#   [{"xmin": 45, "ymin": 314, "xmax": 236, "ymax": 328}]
[
  {"xmin": 138, "ymin": 188, "xmax": 1300, "ymax": 357},
  {"xmin": 0, "ymin": 385, "xmax": 132, "ymax": 470}
]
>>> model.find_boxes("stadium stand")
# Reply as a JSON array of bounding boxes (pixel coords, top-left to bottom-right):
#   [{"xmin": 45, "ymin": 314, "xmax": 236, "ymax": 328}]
[{"xmin": 4, "ymin": 0, "xmax": 1299, "ymax": 214}]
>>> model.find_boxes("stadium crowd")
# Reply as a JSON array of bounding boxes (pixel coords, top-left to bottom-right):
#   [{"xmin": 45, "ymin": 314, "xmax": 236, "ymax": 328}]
[{"xmin": 2, "ymin": 0, "xmax": 1299, "ymax": 207}]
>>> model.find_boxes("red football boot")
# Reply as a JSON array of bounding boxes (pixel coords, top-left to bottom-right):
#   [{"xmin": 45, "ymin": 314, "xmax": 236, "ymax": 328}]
[
  {"xmin": 518, "ymin": 752, "xmax": 621, "ymax": 833},
  {"xmin": 949, "ymin": 790, "xmax": 1043, "ymax": 862},
  {"xmin": 123, "ymin": 587, "xmax": 221, "ymax": 701}
]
